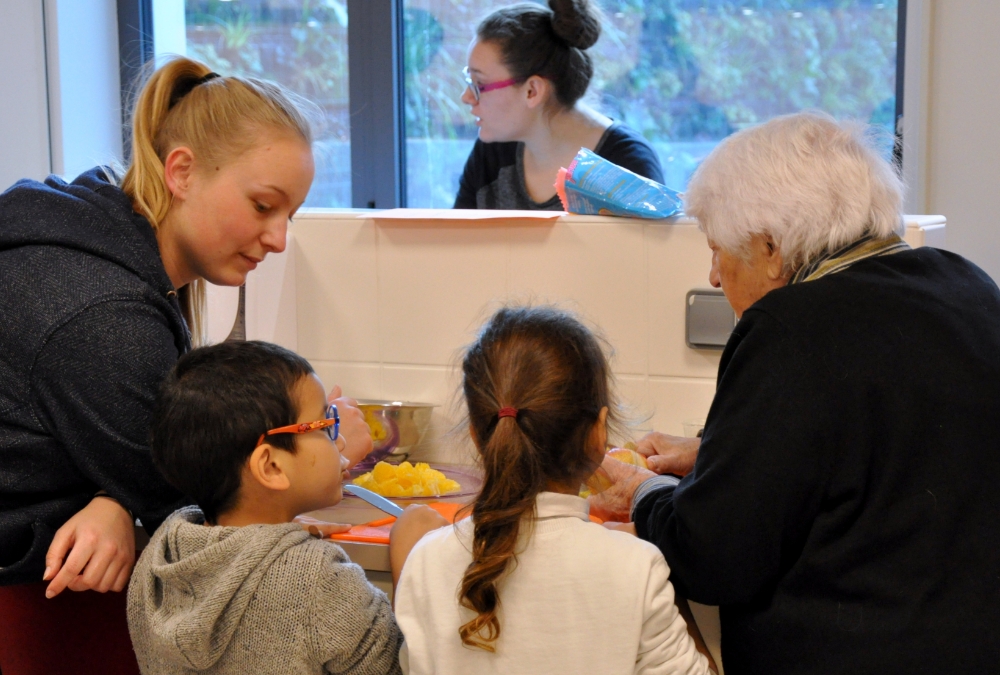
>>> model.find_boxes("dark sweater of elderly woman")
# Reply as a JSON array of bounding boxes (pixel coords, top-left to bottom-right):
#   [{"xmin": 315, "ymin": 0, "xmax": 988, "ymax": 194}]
[
  {"xmin": 454, "ymin": 1, "xmax": 664, "ymax": 210},
  {"xmin": 592, "ymin": 113, "xmax": 1000, "ymax": 674}
]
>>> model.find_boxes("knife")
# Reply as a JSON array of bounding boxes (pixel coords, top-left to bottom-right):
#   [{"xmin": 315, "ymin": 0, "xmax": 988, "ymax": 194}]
[{"xmin": 343, "ymin": 484, "xmax": 404, "ymax": 517}]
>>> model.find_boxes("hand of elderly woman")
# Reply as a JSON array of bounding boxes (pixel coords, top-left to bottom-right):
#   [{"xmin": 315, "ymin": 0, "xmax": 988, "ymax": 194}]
[
  {"xmin": 636, "ymin": 432, "xmax": 700, "ymax": 476},
  {"xmin": 587, "ymin": 454, "xmax": 658, "ymax": 523},
  {"xmin": 327, "ymin": 385, "xmax": 375, "ymax": 469}
]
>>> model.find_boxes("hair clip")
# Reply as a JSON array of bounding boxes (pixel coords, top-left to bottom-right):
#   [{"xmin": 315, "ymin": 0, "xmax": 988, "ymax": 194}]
[{"xmin": 170, "ymin": 72, "xmax": 222, "ymax": 108}]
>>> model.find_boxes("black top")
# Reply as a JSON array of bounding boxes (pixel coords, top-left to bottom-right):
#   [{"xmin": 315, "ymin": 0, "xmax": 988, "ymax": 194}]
[
  {"xmin": 0, "ymin": 168, "xmax": 188, "ymax": 585},
  {"xmin": 634, "ymin": 248, "xmax": 1000, "ymax": 674},
  {"xmin": 453, "ymin": 122, "xmax": 665, "ymax": 210}
]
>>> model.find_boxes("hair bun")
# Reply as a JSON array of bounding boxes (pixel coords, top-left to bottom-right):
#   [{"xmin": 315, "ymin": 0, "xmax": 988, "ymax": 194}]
[{"xmin": 548, "ymin": 0, "xmax": 601, "ymax": 50}]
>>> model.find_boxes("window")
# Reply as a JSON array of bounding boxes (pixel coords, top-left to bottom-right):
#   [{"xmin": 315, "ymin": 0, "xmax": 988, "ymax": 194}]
[
  {"xmin": 151, "ymin": 0, "xmax": 352, "ymax": 207},
  {"xmin": 137, "ymin": 0, "xmax": 902, "ymax": 209},
  {"xmin": 403, "ymin": 0, "xmax": 901, "ymax": 207}
]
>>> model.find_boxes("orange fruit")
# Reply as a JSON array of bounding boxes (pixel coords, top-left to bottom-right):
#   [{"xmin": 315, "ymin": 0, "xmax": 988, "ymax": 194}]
[
  {"xmin": 353, "ymin": 461, "xmax": 461, "ymax": 497},
  {"xmin": 607, "ymin": 448, "xmax": 648, "ymax": 470}
]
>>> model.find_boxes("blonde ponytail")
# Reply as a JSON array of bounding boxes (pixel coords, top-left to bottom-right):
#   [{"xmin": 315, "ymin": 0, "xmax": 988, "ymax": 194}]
[{"xmin": 120, "ymin": 57, "xmax": 315, "ymax": 345}]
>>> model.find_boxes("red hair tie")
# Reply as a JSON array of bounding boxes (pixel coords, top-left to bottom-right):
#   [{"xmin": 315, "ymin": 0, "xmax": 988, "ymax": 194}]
[{"xmin": 497, "ymin": 407, "xmax": 518, "ymax": 419}]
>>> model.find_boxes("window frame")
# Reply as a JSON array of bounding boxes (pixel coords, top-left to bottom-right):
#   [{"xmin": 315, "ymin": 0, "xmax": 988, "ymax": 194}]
[
  {"xmin": 116, "ymin": 0, "xmax": 154, "ymax": 160},
  {"xmin": 346, "ymin": 0, "xmax": 407, "ymax": 209},
  {"xmin": 117, "ymin": 0, "xmax": 407, "ymax": 209},
  {"xmin": 894, "ymin": 0, "xmax": 908, "ymax": 170}
]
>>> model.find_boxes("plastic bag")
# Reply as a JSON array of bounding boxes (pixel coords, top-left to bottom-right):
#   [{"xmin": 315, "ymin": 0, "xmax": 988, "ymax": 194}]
[{"xmin": 555, "ymin": 148, "xmax": 682, "ymax": 219}]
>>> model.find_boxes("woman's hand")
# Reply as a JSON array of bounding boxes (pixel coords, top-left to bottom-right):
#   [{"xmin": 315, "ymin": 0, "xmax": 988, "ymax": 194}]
[
  {"xmin": 43, "ymin": 496, "xmax": 136, "ymax": 598},
  {"xmin": 327, "ymin": 385, "xmax": 374, "ymax": 468},
  {"xmin": 635, "ymin": 432, "xmax": 700, "ymax": 476},
  {"xmin": 389, "ymin": 505, "xmax": 450, "ymax": 598},
  {"xmin": 588, "ymin": 454, "xmax": 657, "ymax": 523}
]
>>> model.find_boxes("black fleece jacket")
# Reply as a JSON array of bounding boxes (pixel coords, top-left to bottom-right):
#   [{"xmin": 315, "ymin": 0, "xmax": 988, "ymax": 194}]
[
  {"xmin": 0, "ymin": 168, "xmax": 188, "ymax": 586},
  {"xmin": 635, "ymin": 247, "xmax": 1000, "ymax": 673}
]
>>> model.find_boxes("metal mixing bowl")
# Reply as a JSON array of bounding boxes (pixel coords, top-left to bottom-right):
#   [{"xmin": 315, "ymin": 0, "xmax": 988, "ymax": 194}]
[{"xmin": 355, "ymin": 400, "xmax": 436, "ymax": 468}]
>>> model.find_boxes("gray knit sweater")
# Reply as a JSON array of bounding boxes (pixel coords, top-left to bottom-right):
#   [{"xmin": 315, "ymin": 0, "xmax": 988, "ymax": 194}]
[{"xmin": 127, "ymin": 507, "xmax": 402, "ymax": 675}]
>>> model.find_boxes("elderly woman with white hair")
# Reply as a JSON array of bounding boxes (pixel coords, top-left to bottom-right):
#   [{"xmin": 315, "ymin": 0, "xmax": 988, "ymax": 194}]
[{"xmin": 593, "ymin": 112, "xmax": 1000, "ymax": 673}]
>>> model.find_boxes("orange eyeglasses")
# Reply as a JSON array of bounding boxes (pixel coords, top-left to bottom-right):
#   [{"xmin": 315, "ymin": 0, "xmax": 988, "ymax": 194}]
[{"xmin": 256, "ymin": 403, "xmax": 339, "ymax": 448}]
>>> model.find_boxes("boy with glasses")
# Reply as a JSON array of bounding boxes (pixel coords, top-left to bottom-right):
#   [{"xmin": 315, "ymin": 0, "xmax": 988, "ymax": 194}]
[{"xmin": 127, "ymin": 341, "xmax": 402, "ymax": 675}]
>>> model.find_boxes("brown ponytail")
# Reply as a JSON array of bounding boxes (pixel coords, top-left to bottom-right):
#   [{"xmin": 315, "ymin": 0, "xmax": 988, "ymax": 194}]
[
  {"xmin": 119, "ymin": 57, "xmax": 316, "ymax": 344},
  {"xmin": 458, "ymin": 306, "xmax": 622, "ymax": 651}
]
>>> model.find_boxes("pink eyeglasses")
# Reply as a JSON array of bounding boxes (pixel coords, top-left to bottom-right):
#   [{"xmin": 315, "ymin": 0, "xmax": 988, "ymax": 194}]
[{"xmin": 463, "ymin": 66, "xmax": 519, "ymax": 102}]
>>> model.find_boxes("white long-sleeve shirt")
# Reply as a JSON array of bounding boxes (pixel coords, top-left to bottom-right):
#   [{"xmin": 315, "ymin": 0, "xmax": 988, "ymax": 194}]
[{"xmin": 395, "ymin": 492, "xmax": 711, "ymax": 675}]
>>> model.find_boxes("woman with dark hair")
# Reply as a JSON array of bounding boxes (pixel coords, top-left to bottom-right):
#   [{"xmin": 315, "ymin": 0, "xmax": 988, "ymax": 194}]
[{"xmin": 454, "ymin": 1, "xmax": 664, "ymax": 210}]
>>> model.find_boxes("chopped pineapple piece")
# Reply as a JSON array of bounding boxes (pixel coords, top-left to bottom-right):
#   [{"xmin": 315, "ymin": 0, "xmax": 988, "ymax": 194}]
[
  {"xmin": 371, "ymin": 462, "xmax": 397, "ymax": 483},
  {"xmin": 352, "ymin": 461, "xmax": 462, "ymax": 497},
  {"xmin": 607, "ymin": 448, "xmax": 648, "ymax": 470}
]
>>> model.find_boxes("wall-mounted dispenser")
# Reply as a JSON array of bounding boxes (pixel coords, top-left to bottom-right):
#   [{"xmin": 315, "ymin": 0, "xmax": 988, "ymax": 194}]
[{"xmin": 686, "ymin": 290, "xmax": 737, "ymax": 349}]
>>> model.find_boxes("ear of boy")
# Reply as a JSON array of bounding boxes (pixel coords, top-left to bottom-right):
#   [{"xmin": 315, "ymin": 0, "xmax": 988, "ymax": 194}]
[
  {"xmin": 215, "ymin": 443, "xmax": 354, "ymax": 532},
  {"xmin": 248, "ymin": 442, "xmax": 293, "ymax": 492},
  {"xmin": 213, "ymin": 444, "xmax": 295, "ymax": 527}
]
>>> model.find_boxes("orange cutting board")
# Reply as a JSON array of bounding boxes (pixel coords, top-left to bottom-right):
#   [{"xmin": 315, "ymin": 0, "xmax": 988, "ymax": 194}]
[
  {"xmin": 328, "ymin": 501, "xmax": 602, "ymax": 545},
  {"xmin": 329, "ymin": 502, "xmax": 467, "ymax": 545}
]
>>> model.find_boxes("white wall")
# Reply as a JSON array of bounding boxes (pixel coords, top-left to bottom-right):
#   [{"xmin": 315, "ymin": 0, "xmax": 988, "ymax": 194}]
[
  {"xmin": 0, "ymin": 0, "xmax": 122, "ymax": 192},
  {"xmin": 0, "ymin": 0, "xmax": 51, "ymax": 188},
  {"xmin": 921, "ymin": 1, "xmax": 1000, "ymax": 282},
  {"xmin": 152, "ymin": 0, "xmax": 186, "ymax": 58},
  {"xmin": 45, "ymin": 0, "xmax": 123, "ymax": 178},
  {"xmin": 224, "ymin": 213, "xmax": 944, "ymax": 467}
]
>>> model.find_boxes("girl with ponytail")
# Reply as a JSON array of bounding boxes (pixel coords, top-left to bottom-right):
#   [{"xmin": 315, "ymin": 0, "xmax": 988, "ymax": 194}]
[
  {"xmin": 454, "ymin": 1, "xmax": 665, "ymax": 210},
  {"xmin": 0, "ymin": 56, "xmax": 371, "ymax": 670},
  {"xmin": 390, "ymin": 306, "xmax": 712, "ymax": 674}
]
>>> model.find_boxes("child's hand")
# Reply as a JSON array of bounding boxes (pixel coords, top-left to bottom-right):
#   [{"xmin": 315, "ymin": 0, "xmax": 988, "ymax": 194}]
[
  {"xmin": 294, "ymin": 514, "xmax": 352, "ymax": 538},
  {"xmin": 391, "ymin": 505, "xmax": 450, "ymax": 547},
  {"xmin": 327, "ymin": 385, "xmax": 375, "ymax": 468},
  {"xmin": 389, "ymin": 505, "xmax": 450, "ymax": 595}
]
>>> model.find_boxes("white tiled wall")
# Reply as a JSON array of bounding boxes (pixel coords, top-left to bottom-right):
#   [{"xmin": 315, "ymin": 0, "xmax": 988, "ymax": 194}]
[{"xmin": 206, "ymin": 212, "xmax": 946, "ymax": 463}]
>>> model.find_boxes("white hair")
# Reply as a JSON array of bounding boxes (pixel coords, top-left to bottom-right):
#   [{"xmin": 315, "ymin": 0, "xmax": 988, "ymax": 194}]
[{"xmin": 684, "ymin": 111, "xmax": 905, "ymax": 274}]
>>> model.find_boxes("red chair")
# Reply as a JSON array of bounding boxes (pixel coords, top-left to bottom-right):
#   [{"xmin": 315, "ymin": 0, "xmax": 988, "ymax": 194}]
[{"xmin": 0, "ymin": 581, "xmax": 140, "ymax": 675}]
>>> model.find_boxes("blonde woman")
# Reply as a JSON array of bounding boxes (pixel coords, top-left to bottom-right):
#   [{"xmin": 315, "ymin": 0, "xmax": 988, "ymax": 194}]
[{"xmin": 0, "ymin": 57, "xmax": 370, "ymax": 670}]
